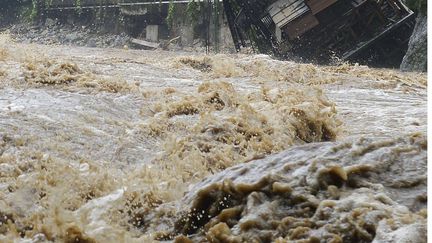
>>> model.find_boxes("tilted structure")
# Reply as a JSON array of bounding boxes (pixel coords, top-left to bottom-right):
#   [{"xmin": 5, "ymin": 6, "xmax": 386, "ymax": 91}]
[{"xmin": 225, "ymin": 0, "xmax": 415, "ymax": 64}]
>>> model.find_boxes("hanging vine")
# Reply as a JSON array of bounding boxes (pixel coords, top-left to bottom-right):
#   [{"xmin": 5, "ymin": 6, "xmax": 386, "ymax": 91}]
[
  {"xmin": 186, "ymin": 0, "xmax": 200, "ymax": 24},
  {"xmin": 75, "ymin": 0, "xmax": 83, "ymax": 15},
  {"xmin": 166, "ymin": 0, "xmax": 175, "ymax": 29},
  {"xmin": 95, "ymin": 0, "xmax": 106, "ymax": 24},
  {"xmin": 44, "ymin": 0, "xmax": 53, "ymax": 7},
  {"xmin": 158, "ymin": 0, "xmax": 163, "ymax": 12},
  {"xmin": 30, "ymin": 0, "xmax": 39, "ymax": 20}
]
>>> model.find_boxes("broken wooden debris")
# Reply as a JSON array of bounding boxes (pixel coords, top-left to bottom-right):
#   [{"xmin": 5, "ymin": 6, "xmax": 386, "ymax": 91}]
[{"xmin": 131, "ymin": 38, "xmax": 160, "ymax": 49}]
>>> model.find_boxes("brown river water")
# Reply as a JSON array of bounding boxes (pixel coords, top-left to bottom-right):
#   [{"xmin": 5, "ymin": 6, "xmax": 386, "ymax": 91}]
[{"xmin": 0, "ymin": 35, "xmax": 427, "ymax": 242}]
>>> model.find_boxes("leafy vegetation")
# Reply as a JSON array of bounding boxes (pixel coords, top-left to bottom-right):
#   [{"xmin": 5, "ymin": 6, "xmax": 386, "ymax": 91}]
[
  {"xmin": 75, "ymin": 0, "xmax": 83, "ymax": 14},
  {"xmin": 406, "ymin": 0, "xmax": 427, "ymax": 14},
  {"xmin": 45, "ymin": 0, "xmax": 53, "ymax": 7},
  {"xmin": 0, "ymin": 0, "xmax": 35, "ymax": 25},
  {"xmin": 186, "ymin": 0, "xmax": 200, "ymax": 24},
  {"xmin": 166, "ymin": 0, "xmax": 175, "ymax": 29},
  {"xmin": 30, "ymin": 0, "xmax": 39, "ymax": 20}
]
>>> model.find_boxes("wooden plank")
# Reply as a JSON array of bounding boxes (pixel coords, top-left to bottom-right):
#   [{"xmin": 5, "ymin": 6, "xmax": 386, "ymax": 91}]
[
  {"xmin": 283, "ymin": 12, "xmax": 319, "ymax": 40},
  {"xmin": 267, "ymin": 0, "xmax": 309, "ymax": 28},
  {"xmin": 131, "ymin": 38, "xmax": 160, "ymax": 49},
  {"xmin": 305, "ymin": 0, "xmax": 337, "ymax": 14}
]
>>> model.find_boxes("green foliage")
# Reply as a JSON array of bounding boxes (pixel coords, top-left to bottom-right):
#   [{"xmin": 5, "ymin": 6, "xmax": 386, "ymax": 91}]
[
  {"xmin": 45, "ymin": 0, "xmax": 53, "ymax": 7},
  {"xmin": 75, "ymin": 0, "xmax": 83, "ymax": 15},
  {"xmin": 406, "ymin": 0, "xmax": 427, "ymax": 14},
  {"xmin": 30, "ymin": 0, "xmax": 38, "ymax": 20},
  {"xmin": 186, "ymin": 0, "xmax": 200, "ymax": 24},
  {"xmin": 166, "ymin": 0, "xmax": 175, "ymax": 29},
  {"xmin": 19, "ymin": 4, "xmax": 34, "ymax": 22},
  {"xmin": 0, "ymin": 0, "xmax": 35, "ymax": 24}
]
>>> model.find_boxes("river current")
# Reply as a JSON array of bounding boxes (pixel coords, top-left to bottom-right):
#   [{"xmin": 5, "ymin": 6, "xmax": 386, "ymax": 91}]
[{"xmin": 0, "ymin": 35, "xmax": 427, "ymax": 242}]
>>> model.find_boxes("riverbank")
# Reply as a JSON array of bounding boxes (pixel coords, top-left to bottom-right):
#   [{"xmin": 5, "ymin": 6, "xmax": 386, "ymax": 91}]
[{"xmin": 5, "ymin": 19, "xmax": 130, "ymax": 49}]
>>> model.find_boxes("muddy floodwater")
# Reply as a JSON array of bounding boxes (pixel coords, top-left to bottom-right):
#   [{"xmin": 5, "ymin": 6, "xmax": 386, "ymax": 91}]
[{"xmin": 0, "ymin": 35, "xmax": 427, "ymax": 242}]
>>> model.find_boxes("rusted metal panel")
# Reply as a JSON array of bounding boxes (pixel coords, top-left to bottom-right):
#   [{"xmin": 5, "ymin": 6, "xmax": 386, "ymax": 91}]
[
  {"xmin": 267, "ymin": 0, "xmax": 310, "ymax": 29},
  {"xmin": 283, "ymin": 12, "xmax": 319, "ymax": 39},
  {"xmin": 305, "ymin": 0, "xmax": 337, "ymax": 14}
]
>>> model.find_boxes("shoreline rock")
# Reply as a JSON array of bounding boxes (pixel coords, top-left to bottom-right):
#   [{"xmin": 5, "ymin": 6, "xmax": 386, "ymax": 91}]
[
  {"xmin": 7, "ymin": 20, "xmax": 131, "ymax": 49},
  {"xmin": 400, "ymin": 14, "xmax": 427, "ymax": 72}
]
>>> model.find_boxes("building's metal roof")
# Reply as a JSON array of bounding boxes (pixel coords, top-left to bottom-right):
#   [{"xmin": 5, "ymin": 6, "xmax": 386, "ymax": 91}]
[{"xmin": 267, "ymin": 0, "xmax": 309, "ymax": 28}]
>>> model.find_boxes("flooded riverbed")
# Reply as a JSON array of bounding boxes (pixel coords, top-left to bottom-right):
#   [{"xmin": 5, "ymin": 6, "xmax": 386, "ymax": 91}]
[{"xmin": 0, "ymin": 35, "xmax": 427, "ymax": 242}]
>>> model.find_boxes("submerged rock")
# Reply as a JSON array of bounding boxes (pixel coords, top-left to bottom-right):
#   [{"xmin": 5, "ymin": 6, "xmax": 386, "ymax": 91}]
[{"xmin": 145, "ymin": 133, "xmax": 426, "ymax": 242}]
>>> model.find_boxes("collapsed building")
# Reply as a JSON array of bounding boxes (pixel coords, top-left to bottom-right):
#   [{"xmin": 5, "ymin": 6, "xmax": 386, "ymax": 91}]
[
  {"xmin": 224, "ymin": 0, "xmax": 415, "ymax": 66},
  {"xmin": 40, "ymin": 0, "xmax": 415, "ymax": 66}
]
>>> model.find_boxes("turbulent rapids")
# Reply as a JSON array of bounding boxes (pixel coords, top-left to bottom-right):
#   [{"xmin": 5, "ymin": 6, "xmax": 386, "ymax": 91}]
[{"xmin": 0, "ymin": 35, "xmax": 427, "ymax": 242}]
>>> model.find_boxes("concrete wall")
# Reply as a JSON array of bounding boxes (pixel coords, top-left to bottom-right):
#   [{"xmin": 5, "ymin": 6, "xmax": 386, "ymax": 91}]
[
  {"xmin": 146, "ymin": 25, "xmax": 159, "ymax": 42},
  {"xmin": 169, "ymin": 3, "xmax": 234, "ymax": 52}
]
